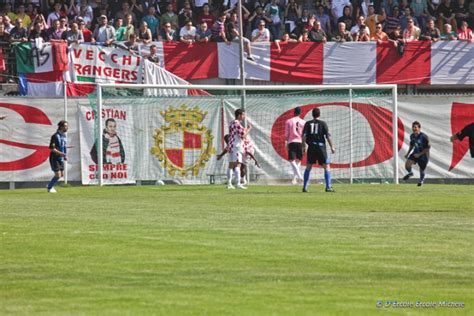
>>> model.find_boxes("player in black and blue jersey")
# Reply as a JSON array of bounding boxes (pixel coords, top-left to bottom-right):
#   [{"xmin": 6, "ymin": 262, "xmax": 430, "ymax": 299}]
[
  {"xmin": 47, "ymin": 120, "xmax": 68, "ymax": 193},
  {"xmin": 403, "ymin": 121, "xmax": 431, "ymax": 187},
  {"xmin": 302, "ymin": 108, "xmax": 336, "ymax": 193}
]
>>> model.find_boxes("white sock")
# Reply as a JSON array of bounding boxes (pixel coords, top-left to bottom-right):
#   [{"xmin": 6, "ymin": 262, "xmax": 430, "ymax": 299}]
[
  {"xmin": 234, "ymin": 167, "xmax": 241, "ymax": 186},
  {"xmin": 296, "ymin": 161, "xmax": 303, "ymax": 180},
  {"xmin": 290, "ymin": 161, "xmax": 303, "ymax": 180},
  {"xmin": 227, "ymin": 168, "xmax": 233, "ymax": 185}
]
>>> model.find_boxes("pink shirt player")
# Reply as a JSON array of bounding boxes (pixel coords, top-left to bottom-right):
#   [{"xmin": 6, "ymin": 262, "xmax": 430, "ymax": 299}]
[{"xmin": 285, "ymin": 116, "xmax": 306, "ymax": 144}]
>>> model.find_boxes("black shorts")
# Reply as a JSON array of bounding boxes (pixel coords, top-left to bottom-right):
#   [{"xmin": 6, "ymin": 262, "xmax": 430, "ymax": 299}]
[
  {"xmin": 307, "ymin": 145, "xmax": 328, "ymax": 165},
  {"xmin": 50, "ymin": 158, "xmax": 64, "ymax": 172},
  {"xmin": 288, "ymin": 142, "xmax": 303, "ymax": 160},
  {"xmin": 408, "ymin": 154, "xmax": 429, "ymax": 170}
]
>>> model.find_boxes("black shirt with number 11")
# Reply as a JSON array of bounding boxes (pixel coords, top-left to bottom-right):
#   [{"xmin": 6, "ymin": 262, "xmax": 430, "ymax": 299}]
[{"xmin": 303, "ymin": 119, "xmax": 329, "ymax": 146}]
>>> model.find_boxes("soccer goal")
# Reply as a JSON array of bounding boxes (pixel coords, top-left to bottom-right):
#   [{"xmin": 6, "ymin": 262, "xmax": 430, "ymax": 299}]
[{"xmin": 88, "ymin": 84, "xmax": 398, "ymax": 186}]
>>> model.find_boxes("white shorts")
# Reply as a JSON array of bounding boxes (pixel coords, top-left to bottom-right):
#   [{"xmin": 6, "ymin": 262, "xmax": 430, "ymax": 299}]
[{"xmin": 230, "ymin": 151, "xmax": 243, "ymax": 163}]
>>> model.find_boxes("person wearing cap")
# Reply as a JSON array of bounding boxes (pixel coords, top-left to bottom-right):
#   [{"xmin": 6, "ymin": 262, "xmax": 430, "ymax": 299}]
[{"xmin": 92, "ymin": 15, "xmax": 115, "ymax": 45}]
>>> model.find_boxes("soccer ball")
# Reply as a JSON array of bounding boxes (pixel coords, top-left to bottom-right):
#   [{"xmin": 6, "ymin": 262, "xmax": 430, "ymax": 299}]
[{"xmin": 156, "ymin": 180, "xmax": 165, "ymax": 186}]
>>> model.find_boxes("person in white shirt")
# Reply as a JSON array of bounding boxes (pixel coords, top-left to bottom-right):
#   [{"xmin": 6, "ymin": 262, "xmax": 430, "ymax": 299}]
[
  {"xmin": 251, "ymin": 20, "xmax": 271, "ymax": 42},
  {"xmin": 179, "ymin": 19, "xmax": 196, "ymax": 44}
]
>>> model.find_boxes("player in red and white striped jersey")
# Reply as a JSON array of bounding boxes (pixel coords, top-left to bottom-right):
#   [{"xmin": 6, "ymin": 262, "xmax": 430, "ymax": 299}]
[{"xmin": 227, "ymin": 109, "xmax": 252, "ymax": 189}]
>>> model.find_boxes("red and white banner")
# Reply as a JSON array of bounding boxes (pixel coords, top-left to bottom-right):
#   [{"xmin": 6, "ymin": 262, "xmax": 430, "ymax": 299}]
[
  {"xmin": 0, "ymin": 95, "xmax": 472, "ymax": 182},
  {"xmin": 155, "ymin": 41, "xmax": 472, "ymax": 85}
]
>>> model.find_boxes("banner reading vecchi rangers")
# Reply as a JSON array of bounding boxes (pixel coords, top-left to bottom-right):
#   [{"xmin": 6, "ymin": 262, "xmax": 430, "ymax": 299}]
[
  {"xmin": 70, "ymin": 44, "xmax": 142, "ymax": 84},
  {"xmin": 79, "ymin": 104, "xmax": 135, "ymax": 185}
]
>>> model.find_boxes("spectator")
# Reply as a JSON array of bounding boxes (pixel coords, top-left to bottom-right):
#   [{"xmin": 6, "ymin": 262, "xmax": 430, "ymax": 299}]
[
  {"xmin": 440, "ymin": 23, "xmax": 457, "ymax": 40},
  {"xmin": 309, "ymin": 20, "xmax": 328, "ymax": 42},
  {"xmin": 123, "ymin": 33, "xmax": 139, "ymax": 53},
  {"xmin": 354, "ymin": 24, "xmax": 370, "ymax": 41},
  {"xmin": 137, "ymin": 21, "xmax": 153, "ymax": 44},
  {"xmin": 357, "ymin": 0, "xmax": 372, "ymax": 18},
  {"xmin": 400, "ymin": 7, "xmax": 419, "ymax": 31},
  {"xmin": 179, "ymin": 19, "xmax": 196, "ymax": 44},
  {"xmin": 403, "ymin": 17, "xmax": 421, "ymax": 41},
  {"xmin": 78, "ymin": 18, "xmax": 91, "ymax": 42},
  {"xmin": 264, "ymin": 0, "xmax": 282, "ymax": 40},
  {"xmin": 298, "ymin": 28, "xmax": 310, "ymax": 42},
  {"xmin": 411, "ymin": 0, "xmax": 430, "ymax": 31},
  {"xmin": 2, "ymin": 3, "xmax": 16, "ymax": 22},
  {"xmin": 384, "ymin": 6, "xmax": 401, "ymax": 34},
  {"xmin": 130, "ymin": 0, "xmax": 144, "ymax": 22},
  {"xmin": 0, "ymin": 23, "xmax": 10, "ymax": 42},
  {"xmin": 337, "ymin": 5, "xmax": 355, "ymax": 31},
  {"xmin": 115, "ymin": 1, "xmax": 137, "ymax": 26},
  {"xmin": 284, "ymin": 0, "xmax": 301, "ymax": 34},
  {"xmin": 315, "ymin": 4, "xmax": 332, "ymax": 36},
  {"xmin": 211, "ymin": 12, "xmax": 228, "ymax": 43},
  {"xmin": 59, "ymin": 17, "xmax": 69, "ymax": 32},
  {"xmin": 366, "ymin": 5, "xmax": 386, "ymax": 35},
  {"xmin": 303, "ymin": 14, "xmax": 316, "ymax": 33},
  {"xmin": 159, "ymin": 22, "xmax": 178, "ymax": 41},
  {"xmin": 28, "ymin": 21, "xmax": 49, "ymax": 41},
  {"xmin": 388, "ymin": 25, "xmax": 404, "ymax": 50},
  {"xmin": 226, "ymin": 12, "xmax": 255, "ymax": 61},
  {"xmin": 382, "ymin": 0, "xmax": 399, "ymax": 16},
  {"xmin": 275, "ymin": 32, "xmax": 297, "ymax": 52},
  {"xmin": 196, "ymin": 22, "xmax": 212, "ymax": 42},
  {"xmin": 9, "ymin": 18, "xmax": 28, "ymax": 43},
  {"xmin": 420, "ymin": 18, "xmax": 441, "ymax": 41},
  {"xmin": 437, "ymin": 0, "xmax": 457, "ymax": 31},
  {"xmin": 249, "ymin": 6, "xmax": 272, "ymax": 32},
  {"xmin": 124, "ymin": 14, "xmax": 135, "ymax": 41},
  {"xmin": 251, "ymin": 20, "xmax": 271, "ymax": 42},
  {"xmin": 295, "ymin": 9, "xmax": 310, "ymax": 36},
  {"xmin": 15, "ymin": 4, "xmax": 32, "ymax": 29},
  {"xmin": 62, "ymin": 21, "xmax": 84, "ymax": 45},
  {"xmin": 146, "ymin": 44, "xmax": 160, "ymax": 64},
  {"xmin": 114, "ymin": 17, "xmax": 126, "ymax": 41},
  {"xmin": 161, "ymin": 4, "xmax": 179, "ymax": 31},
  {"xmin": 332, "ymin": 0, "xmax": 352, "ymax": 20},
  {"xmin": 48, "ymin": 19, "xmax": 64, "ymax": 40},
  {"xmin": 77, "ymin": 4, "xmax": 92, "ymax": 28},
  {"xmin": 178, "ymin": 1, "xmax": 194, "ymax": 28},
  {"xmin": 30, "ymin": 14, "xmax": 48, "ymax": 32},
  {"xmin": 3, "ymin": 15, "xmax": 15, "ymax": 34},
  {"xmin": 457, "ymin": 20, "xmax": 473, "ymax": 41},
  {"xmin": 331, "ymin": 21, "xmax": 353, "ymax": 41},
  {"xmin": 92, "ymin": 15, "xmax": 115, "ymax": 45},
  {"xmin": 371, "ymin": 22, "xmax": 389, "ymax": 42},
  {"xmin": 142, "ymin": 6, "xmax": 159, "ymax": 40},
  {"xmin": 47, "ymin": 2, "xmax": 63, "ymax": 27},
  {"xmin": 351, "ymin": 15, "xmax": 370, "ymax": 40},
  {"xmin": 454, "ymin": 0, "xmax": 469, "ymax": 29},
  {"xmin": 194, "ymin": 0, "xmax": 210, "ymax": 16},
  {"xmin": 197, "ymin": 4, "xmax": 215, "ymax": 30}
]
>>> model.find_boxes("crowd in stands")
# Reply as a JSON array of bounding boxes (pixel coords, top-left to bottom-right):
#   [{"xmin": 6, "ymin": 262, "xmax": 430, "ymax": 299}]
[{"xmin": 0, "ymin": 0, "xmax": 472, "ymax": 53}]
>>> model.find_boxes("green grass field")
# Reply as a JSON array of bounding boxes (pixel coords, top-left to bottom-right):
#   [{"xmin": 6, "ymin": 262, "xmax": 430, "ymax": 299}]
[{"xmin": 1, "ymin": 184, "xmax": 473, "ymax": 315}]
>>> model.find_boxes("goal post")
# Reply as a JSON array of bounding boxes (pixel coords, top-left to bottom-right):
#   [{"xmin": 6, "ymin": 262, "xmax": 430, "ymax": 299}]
[{"xmin": 92, "ymin": 84, "xmax": 398, "ymax": 186}]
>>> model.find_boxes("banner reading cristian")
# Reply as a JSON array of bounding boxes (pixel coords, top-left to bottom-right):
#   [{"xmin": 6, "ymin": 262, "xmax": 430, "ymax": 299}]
[
  {"xmin": 79, "ymin": 105, "xmax": 135, "ymax": 185},
  {"xmin": 70, "ymin": 44, "xmax": 142, "ymax": 83}
]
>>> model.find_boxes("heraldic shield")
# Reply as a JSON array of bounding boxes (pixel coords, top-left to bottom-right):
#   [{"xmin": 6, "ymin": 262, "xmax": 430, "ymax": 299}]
[{"xmin": 151, "ymin": 105, "xmax": 215, "ymax": 176}]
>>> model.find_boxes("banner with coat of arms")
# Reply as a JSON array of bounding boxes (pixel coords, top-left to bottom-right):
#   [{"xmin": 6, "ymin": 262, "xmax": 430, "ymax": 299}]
[{"xmin": 78, "ymin": 97, "xmax": 221, "ymax": 184}]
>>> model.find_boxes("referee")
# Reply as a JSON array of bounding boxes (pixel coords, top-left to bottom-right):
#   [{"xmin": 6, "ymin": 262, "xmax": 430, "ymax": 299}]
[{"xmin": 302, "ymin": 108, "xmax": 336, "ymax": 193}]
